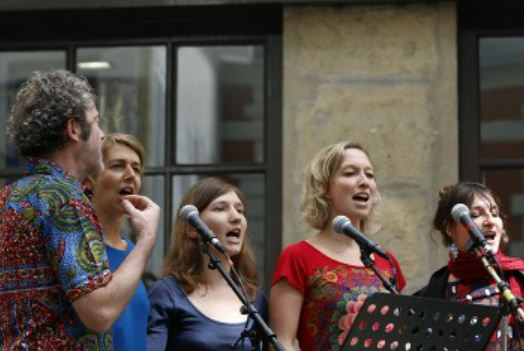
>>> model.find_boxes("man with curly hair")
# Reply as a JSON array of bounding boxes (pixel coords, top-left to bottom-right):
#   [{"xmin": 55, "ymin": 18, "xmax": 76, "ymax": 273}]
[{"xmin": 0, "ymin": 70, "xmax": 160, "ymax": 350}]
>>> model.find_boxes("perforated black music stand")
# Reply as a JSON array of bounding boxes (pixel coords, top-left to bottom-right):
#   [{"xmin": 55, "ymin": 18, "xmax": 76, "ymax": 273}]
[{"xmin": 341, "ymin": 293, "xmax": 501, "ymax": 351}]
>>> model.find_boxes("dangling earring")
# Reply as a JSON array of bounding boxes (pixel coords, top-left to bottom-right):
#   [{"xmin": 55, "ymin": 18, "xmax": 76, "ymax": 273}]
[{"xmin": 448, "ymin": 243, "xmax": 459, "ymax": 261}]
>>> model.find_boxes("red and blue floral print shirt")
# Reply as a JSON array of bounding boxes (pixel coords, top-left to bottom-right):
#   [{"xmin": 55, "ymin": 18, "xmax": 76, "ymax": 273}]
[
  {"xmin": 0, "ymin": 158, "xmax": 113, "ymax": 350},
  {"xmin": 271, "ymin": 240, "xmax": 406, "ymax": 351}
]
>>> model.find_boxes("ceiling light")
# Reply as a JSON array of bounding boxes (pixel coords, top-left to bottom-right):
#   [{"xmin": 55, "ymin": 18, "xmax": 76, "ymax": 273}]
[{"xmin": 77, "ymin": 61, "xmax": 111, "ymax": 70}]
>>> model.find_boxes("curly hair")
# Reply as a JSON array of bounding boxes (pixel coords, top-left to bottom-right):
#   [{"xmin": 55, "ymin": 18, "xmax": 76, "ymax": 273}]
[
  {"xmin": 162, "ymin": 177, "xmax": 259, "ymax": 301},
  {"xmin": 433, "ymin": 181, "xmax": 509, "ymax": 247},
  {"xmin": 301, "ymin": 141, "xmax": 378, "ymax": 231},
  {"xmin": 8, "ymin": 70, "xmax": 96, "ymax": 158}
]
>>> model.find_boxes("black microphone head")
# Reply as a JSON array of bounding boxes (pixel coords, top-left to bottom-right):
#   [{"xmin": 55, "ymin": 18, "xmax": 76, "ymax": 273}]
[
  {"xmin": 451, "ymin": 203, "xmax": 469, "ymax": 222},
  {"xmin": 332, "ymin": 215, "xmax": 351, "ymax": 233},
  {"xmin": 180, "ymin": 204, "xmax": 199, "ymax": 221}
]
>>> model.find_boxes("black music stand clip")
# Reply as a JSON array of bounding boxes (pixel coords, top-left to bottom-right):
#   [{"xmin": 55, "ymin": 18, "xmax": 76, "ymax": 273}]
[{"xmin": 341, "ymin": 293, "xmax": 501, "ymax": 351}]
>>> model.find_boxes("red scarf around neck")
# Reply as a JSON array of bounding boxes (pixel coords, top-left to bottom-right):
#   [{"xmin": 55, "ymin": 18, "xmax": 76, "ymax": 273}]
[{"xmin": 448, "ymin": 251, "xmax": 524, "ymax": 297}]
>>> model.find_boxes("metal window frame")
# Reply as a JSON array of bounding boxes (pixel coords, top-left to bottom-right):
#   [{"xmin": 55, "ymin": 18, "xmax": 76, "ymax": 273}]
[
  {"xmin": 459, "ymin": 0, "xmax": 524, "ymax": 181},
  {"xmin": 0, "ymin": 4, "xmax": 283, "ymax": 289}
]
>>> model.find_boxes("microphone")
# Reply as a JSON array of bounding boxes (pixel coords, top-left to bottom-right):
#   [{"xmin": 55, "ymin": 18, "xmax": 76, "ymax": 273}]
[
  {"xmin": 332, "ymin": 215, "xmax": 389, "ymax": 260},
  {"xmin": 179, "ymin": 205, "xmax": 227, "ymax": 255},
  {"xmin": 450, "ymin": 203, "xmax": 489, "ymax": 253}
]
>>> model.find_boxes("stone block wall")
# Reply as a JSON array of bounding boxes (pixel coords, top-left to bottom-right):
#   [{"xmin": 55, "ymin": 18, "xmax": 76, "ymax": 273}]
[{"xmin": 282, "ymin": 2, "xmax": 458, "ymax": 292}]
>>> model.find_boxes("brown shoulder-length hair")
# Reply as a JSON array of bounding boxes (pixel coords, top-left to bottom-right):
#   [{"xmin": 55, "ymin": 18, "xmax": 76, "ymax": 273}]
[
  {"xmin": 162, "ymin": 177, "xmax": 259, "ymax": 300},
  {"xmin": 301, "ymin": 141, "xmax": 378, "ymax": 231},
  {"xmin": 433, "ymin": 181, "xmax": 509, "ymax": 247}
]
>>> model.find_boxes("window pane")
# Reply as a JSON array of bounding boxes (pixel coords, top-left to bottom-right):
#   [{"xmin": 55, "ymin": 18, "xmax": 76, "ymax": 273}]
[
  {"xmin": 479, "ymin": 38, "xmax": 524, "ymax": 159},
  {"xmin": 0, "ymin": 51, "xmax": 66, "ymax": 169},
  {"xmin": 140, "ymin": 175, "xmax": 165, "ymax": 278},
  {"xmin": 77, "ymin": 46, "xmax": 166, "ymax": 167},
  {"xmin": 176, "ymin": 46, "xmax": 265, "ymax": 164},
  {"xmin": 171, "ymin": 174, "xmax": 266, "ymax": 286},
  {"xmin": 483, "ymin": 169, "xmax": 524, "ymax": 259}
]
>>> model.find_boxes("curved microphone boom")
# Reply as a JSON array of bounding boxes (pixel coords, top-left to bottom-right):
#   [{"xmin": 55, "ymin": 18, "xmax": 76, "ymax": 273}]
[
  {"xmin": 451, "ymin": 203, "xmax": 489, "ymax": 253},
  {"xmin": 332, "ymin": 215, "xmax": 389, "ymax": 260},
  {"xmin": 179, "ymin": 205, "xmax": 227, "ymax": 255}
]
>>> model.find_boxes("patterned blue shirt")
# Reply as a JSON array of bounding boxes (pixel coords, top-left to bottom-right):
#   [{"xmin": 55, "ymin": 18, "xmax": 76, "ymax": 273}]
[{"xmin": 0, "ymin": 158, "xmax": 113, "ymax": 350}]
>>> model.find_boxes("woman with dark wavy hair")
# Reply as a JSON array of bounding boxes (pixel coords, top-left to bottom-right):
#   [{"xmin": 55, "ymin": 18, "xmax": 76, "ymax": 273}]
[
  {"xmin": 147, "ymin": 177, "xmax": 267, "ymax": 351},
  {"xmin": 416, "ymin": 181, "xmax": 524, "ymax": 350}
]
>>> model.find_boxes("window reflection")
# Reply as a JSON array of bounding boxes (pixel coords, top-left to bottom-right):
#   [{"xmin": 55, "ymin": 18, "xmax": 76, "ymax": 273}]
[
  {"xmin": 139, "ymin": 175, "xmax": 165, "ymax": 277},
  {"xmin": 479, "ymin": 38, "xmax": 524, "ymax": 159},
  {"xmin": 0, "ymin": 45, "xmax": 271, "ymax": 283},
  {"xmin": 77, "ymin": 46, "xmax": 166, "ymax": 167},
  {"xmin": 176, "ymin": 46, "xmax": 265, "ymax": 164},
  {"xmin": 483, "ymin": 169, "xmax": 524, "ymax": 259},
  {"xmin": 0, "ymin": 51, "xmax": 65, "ymax": 169}
]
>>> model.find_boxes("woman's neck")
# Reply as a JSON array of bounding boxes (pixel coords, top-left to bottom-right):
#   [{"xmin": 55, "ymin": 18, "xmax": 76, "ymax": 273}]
[
  {"xmin": 317, "ymin": 226, "xmax": 361, "ymax": 248},
  {"xmin": 307, "ymin": 221, "xmax": 366, "ymax": 266},
  {"xmin": 98, "ymin": 212, "xmax": 126, "ymax": 249},
  {"xmin": 347, "ymin": 216, "xmax": 363, "ymax": 230}
]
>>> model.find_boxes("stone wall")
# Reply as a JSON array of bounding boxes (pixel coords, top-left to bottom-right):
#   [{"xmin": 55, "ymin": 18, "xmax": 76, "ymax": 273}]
[{"xmin": 282, "ymin": 2, "xmax": 458, "ymax": 292}]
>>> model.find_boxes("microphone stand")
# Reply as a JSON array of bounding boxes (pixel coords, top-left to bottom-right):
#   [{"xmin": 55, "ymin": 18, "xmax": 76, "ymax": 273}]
[
  {"xmin": 359, "ymin": 247, "xmax": 399, "ymax": 295},
  {"xmin": 466, "ymin": 241, "xmax": 524, "ymax": 350},
  {"xmin": 200, "ymin": 242, "xmax": 285, "ymax": 351}
]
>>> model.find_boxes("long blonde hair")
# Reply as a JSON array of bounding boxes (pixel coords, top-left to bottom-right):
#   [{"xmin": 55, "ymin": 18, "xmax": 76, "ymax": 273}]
[{"xmin": 162, "ymin": 177, "xmax": 259, "ymax": 300}]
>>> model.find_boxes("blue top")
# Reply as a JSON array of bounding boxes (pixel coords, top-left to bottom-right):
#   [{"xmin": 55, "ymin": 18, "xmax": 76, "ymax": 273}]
[
  {"xmin": 106, "ymin": 238, "xmax": 149, "ymax": 351},
  {"xmin": 147, "ymin": 276, "xmax": 268, "ymax": 351}
]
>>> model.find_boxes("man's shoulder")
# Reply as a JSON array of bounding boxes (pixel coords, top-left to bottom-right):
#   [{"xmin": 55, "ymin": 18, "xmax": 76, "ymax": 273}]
[
  {"xmin": 32, "ymin": 174, "xmax": 85, "ymax": 199},
  {"xmin": 38, "ymin": 175, "xmax": 84, "ymax": 197},
  {"xmin": 10, "ymin": 173, "xmax": 75, "ymax": 191},
  {"xmin": 5, "ymin": 174, "xmax": 87, "ymax": 210},
  {"xmin": 1, "ymin": 175, "xmax": 43, "ymax": 204}
]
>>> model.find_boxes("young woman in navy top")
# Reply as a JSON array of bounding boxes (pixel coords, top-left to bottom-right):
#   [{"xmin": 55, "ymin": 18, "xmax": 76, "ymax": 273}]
[{"xmin": 147, "ymin": 177, "xmax": 267, "ymax": 351}]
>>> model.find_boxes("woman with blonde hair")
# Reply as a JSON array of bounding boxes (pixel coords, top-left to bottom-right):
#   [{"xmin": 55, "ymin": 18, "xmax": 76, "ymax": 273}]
[
  {"xmin": 147, "ymin": 177, "xmax": 267, "ymax": 350},
  {"xmin": 270, "ymin": 141, "xmax": 406, "ymax": 351},
  {"xmin": 85, "ymin": 133, "xmax": 149, "ymax": 351}
]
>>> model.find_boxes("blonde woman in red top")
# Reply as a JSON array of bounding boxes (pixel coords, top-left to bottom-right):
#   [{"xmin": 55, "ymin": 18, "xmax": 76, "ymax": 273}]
[{"xmin": 270, "ymin": 141, "xmax": 406, "ymax": 351}]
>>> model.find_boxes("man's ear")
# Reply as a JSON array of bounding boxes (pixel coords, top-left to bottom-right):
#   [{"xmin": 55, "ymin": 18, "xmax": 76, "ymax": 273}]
[
  {"xmin": 65, "ymin": 117, "xmax": 82, "ymax": 142},
  {"xmin": 83, "ymin": 176, "xmax": 95, "ymax": 192}
]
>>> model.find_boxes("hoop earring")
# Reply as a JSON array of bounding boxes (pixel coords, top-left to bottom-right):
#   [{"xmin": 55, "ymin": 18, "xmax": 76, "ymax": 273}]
[{"xmin": 448, "ymin": 243, "xmax": 459, "ymax": 261}]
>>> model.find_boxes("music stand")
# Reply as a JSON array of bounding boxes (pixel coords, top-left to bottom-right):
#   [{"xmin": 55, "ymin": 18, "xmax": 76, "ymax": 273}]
[{"xmin": 341, "ymin": 293, "xmax": 501, "ymax": 351}]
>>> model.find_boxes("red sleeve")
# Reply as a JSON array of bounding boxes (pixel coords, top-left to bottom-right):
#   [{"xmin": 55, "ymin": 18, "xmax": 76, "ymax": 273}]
[
  {"xmin": 386, "ymin": 251, "xmax": 406, "ymax": 292},
  {"xmin": 270, "ymin": 241, "xmax": 308, "ymax": 295}
]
